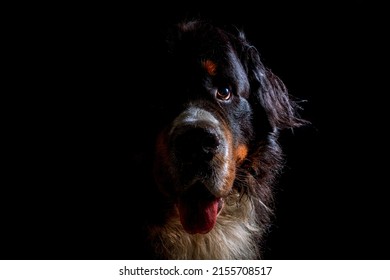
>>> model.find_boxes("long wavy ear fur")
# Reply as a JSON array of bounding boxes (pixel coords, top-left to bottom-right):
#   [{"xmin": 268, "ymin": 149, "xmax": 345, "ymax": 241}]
[{"xmin": 236, "ymin": 32, "xmax": 307, "ymax": 131}]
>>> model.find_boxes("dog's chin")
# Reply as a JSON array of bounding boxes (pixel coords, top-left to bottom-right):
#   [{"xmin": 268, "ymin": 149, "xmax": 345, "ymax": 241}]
[{"xmin": 177, "ymin": 181, "xmax": 225, "ymax": 235}]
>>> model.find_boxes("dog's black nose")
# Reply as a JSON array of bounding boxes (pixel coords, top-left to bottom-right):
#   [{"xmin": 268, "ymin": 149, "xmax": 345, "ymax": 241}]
[{"xmin": 173, "ymin": 127, "xmax": 219, "ymax": 163}]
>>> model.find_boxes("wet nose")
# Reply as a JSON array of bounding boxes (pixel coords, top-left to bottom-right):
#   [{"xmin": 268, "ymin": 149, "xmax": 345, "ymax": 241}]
[{"xmin": 173, "ymin": 127, "xmax": 220, "ymax": 163}]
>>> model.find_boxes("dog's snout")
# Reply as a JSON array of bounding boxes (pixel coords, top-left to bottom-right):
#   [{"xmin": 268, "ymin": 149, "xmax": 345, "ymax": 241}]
[{"xmin": 173, "ymin": 127, "xmax": 220, "ymax": 163}]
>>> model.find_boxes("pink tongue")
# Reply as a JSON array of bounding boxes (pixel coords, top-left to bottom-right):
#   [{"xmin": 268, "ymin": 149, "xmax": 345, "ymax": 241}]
[{"xmin": 178, "ymin": 195, "xmax": 219, "ymax": 234}]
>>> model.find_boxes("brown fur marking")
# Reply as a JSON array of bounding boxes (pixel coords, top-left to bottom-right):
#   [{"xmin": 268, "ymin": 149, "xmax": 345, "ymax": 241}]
[{"xmin": 202, "ymin": 59, "xmax": 217, "ymax": 76}]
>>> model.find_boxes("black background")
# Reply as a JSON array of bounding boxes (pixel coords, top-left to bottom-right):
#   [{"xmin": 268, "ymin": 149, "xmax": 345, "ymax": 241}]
[{"xmin": 3, "ymin": 3, "xmax": 389, "ymax": 260}]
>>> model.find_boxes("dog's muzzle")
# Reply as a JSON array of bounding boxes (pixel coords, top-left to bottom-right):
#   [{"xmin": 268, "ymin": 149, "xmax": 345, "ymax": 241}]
[
  {"xmin": 172, "ymin": 125, "xmax": 220, "ymax": 164},
  {"xmin": 167, "ymin": 106, "xmax": 230, "ymax": 234},
  {"xmin": 169, "ymin": 107, "xmax": 226, "ymax": 179}
]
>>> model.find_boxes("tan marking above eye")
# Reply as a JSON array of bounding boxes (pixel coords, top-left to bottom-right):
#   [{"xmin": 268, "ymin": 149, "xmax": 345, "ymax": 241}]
[{"xmin": 202, "ymin": 59, "xmax": 217, "ymax": 76}]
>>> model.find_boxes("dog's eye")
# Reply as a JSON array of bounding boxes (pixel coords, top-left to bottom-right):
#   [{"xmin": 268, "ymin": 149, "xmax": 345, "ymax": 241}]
[{"xmin": 216, "ymin": 87, "xmax": 232, "ymax": 101}]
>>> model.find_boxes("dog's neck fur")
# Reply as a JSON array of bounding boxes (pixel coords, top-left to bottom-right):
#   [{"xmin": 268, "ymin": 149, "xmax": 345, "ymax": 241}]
[{"xmin": 147, "ymin": 191, "xmax": 265, "ymax": 260}]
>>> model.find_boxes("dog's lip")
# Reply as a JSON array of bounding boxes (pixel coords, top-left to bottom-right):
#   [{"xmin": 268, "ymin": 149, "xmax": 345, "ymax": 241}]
[
  {"xmin": 178, "ymin": 184, "xmax": 225, "ymax": 212},
  {"xmin": 179, "ymin": 184, "xmax": 225, "ymax": 205}
]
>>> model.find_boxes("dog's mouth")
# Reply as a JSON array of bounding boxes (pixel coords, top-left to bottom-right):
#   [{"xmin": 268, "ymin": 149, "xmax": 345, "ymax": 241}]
[{"xmin": 178, "ymin": 182, "xmax": 224, "ymax": 234}]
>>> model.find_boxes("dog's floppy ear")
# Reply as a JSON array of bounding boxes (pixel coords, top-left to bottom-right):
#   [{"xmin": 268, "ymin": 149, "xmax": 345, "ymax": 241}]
[{"xmin": 237, "ymin": 33, "xmax": 306, "ymax": 131}]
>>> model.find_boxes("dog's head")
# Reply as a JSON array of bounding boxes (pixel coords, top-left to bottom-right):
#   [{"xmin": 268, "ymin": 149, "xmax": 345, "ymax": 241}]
[{"xmin": 152, "ymin": 20, "xmax": 304, "ymax": 235}]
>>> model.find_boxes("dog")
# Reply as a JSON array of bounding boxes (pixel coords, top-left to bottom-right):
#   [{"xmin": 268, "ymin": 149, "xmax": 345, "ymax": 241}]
[{"xmin": 128, "ymin": 20, "xmax": 306, "ymax": 260}]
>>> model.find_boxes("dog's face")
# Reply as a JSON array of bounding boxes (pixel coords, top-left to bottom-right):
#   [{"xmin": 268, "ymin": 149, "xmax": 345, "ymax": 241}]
[{"xmin": 152, "ymin": 21, "xmax": 302, "ymax": 236}]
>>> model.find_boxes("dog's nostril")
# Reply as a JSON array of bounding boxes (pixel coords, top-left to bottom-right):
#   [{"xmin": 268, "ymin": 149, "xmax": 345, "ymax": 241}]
[{"xmin": 173, "ymin": 128, "xmax": 219, "ymax": 162}]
